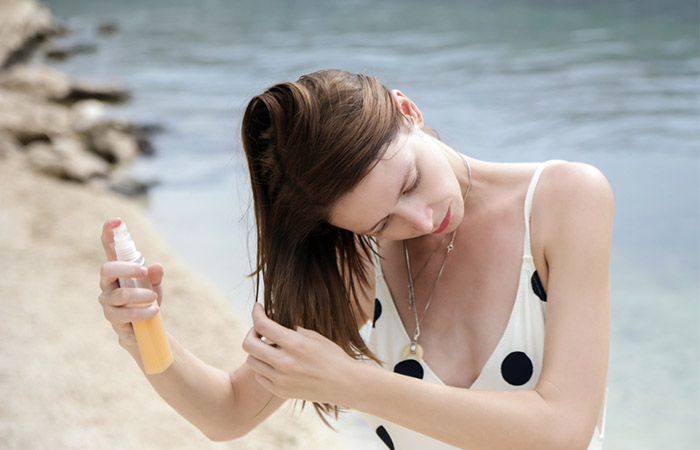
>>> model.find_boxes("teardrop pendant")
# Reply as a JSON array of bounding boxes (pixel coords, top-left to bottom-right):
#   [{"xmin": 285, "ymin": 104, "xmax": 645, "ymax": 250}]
[{"xmin": 401, "ymin": 341, "xmax": 424, "ymax": 361}]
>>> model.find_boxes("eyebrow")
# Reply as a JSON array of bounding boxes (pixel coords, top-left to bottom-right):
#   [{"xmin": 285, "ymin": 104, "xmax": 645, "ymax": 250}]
[{"xmin": 363, "ymin": 161, "xmax": 413, "ymax": 235}]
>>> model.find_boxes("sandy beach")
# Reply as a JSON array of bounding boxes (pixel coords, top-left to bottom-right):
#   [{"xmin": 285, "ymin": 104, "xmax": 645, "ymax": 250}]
[{"xmin": 0, "ymin": 156, "xmax": 348, "ymax": 449}]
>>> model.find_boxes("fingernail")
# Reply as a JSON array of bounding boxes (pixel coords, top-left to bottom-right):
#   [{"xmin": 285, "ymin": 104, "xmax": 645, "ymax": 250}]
[{"xmin": 140, "ymin": 267, "xmax": 148, "ymax": 276}]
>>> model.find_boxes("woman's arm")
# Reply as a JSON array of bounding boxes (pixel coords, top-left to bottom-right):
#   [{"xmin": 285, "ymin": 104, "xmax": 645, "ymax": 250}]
[
  {"xmin": 98, "ymin": 219, "xmax": 284, "ymax": 441},
  {"xmin": 135, "ymin": 337, "xmax": 285, "ymax": 441},
  {"xmin": 244, "ymin": 163, "xmax": 613, "ymax": 450}
]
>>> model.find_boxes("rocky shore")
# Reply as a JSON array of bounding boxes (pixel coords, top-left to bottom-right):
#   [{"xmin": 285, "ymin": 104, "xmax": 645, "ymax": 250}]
[
  {"xmin": 0, "ymin": 1, "xmax": 347, "ymax": 448},
  {"xmin": 0, "ymin": 0, "xmax": 156, "ymax": 196}
]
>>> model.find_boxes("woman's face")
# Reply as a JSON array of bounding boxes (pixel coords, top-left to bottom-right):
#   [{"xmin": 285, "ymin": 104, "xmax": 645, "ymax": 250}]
[{"xmin": 329, "ymin": 128, "xmax": 467, "ymax": 240}]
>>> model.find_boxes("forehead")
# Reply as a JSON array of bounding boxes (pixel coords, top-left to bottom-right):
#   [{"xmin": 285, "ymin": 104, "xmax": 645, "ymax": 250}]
[{"xmin": 329, "ymin": 138, "xmax": 411, "ymax": 232}]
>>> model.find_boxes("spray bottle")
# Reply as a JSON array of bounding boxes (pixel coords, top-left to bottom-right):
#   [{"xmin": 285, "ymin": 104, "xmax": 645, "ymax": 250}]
[{"xmin": 113, "ymin": 223, "xmax": 173, "ymax": 374}]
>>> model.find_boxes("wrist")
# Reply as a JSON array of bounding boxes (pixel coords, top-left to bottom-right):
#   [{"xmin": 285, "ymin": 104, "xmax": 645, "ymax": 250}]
[
  {"xmin": 119, "ymin": 335, "xmax": 139, "ymax": 354},
  {"xmin": 336, "ymin": 357, "xmax": 376, "ymax": 410},
  {"xmin": 121, "ymin": 339, "xmax": 145, "ymax": 369},
  {"xmin": 123, "ymin": 331, "xmax": 177, "ymax": 375}
]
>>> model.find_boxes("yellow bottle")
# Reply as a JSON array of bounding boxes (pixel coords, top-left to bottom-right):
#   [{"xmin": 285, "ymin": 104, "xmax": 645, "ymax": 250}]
[{"xmin": 114, "ymin": 223, "xmax": 173, "ymax": 374}]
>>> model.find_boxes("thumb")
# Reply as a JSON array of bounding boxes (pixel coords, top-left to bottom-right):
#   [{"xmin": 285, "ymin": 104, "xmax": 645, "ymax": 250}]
[
  {"xmin": 252, "ymin": 302, "xmax": 265, "ymax": 323},
  {"xmin": 146, "ymin": 263, "xmax": 164, "ymax": 287}
]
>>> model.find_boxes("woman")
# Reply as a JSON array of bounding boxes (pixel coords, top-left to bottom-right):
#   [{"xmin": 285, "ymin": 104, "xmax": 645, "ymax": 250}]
[{"xmin": 98, "ymin": 69, "xmax": 612, "ymax": 449}]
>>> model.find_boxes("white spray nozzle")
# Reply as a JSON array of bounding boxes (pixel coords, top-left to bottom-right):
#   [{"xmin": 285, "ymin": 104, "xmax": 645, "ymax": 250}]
[{"xmin": 113, "ymin": 222, "xmax": 140, "ymax": 262}]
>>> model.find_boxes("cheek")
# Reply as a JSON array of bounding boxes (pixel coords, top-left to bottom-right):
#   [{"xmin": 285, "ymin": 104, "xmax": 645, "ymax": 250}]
[
  {"xmin": 424, "ymin": 157, "xmax": 454, "ymax": 194},
  {"xmin": 426, "ymin": 172, "xmax": 455, "ymax": 202}
]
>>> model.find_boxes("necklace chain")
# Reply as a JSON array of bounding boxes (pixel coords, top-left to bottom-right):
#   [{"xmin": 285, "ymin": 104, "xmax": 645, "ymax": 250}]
[
  {"xmin": 406, "ymin": 233, "xmax": 451, "ymax": 307},
  {"xmin": 403, "ymin": 154, "xmax": 472, "ymax": 355},
  {"xmin": 403, "ymin": 232, "xmax": 456, "ymax": 342}
]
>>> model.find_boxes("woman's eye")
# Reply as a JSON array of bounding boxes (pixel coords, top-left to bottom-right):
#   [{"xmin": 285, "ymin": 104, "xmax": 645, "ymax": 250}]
[
  {"xmin": 403, "ymin": 171, "xmax": 420, "ymax": 195},
  {"xmin": 377, "ymin": 220, "xmax": 389, "ymax": 233}
]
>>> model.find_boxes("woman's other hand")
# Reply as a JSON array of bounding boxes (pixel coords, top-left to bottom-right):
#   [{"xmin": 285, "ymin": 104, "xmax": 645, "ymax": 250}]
[{"xmin": 243, "ymin": 303, "xmax": 359, "ymax": 405}]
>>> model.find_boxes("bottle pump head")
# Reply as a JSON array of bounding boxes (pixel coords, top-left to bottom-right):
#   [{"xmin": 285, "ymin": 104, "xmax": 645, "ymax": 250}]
[{"xmin": 113, "ymin": 223, "xmax": 140, "ymax": 262}]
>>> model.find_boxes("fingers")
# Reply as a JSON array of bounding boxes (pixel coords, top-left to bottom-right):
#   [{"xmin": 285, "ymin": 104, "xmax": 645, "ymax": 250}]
[
  {"xmin": 101, "ymin": 217, "xmax": 122, "ymax": 261},
  {"xmin": 99, "ymin": 261, "xmax": 148, "ymax": 291},
  {"xmin": 243, "ymin": 326, "xmax": 291, "ymax": 398},
  {"xmin": 245, "ymin": 354, "xmax": 276, "ymax": 380},
  {"xmin": 99, "ymin": 286, "xmax": 157, "ymax": 308},
  {"xmin": 98, "ymin": 218, "xmax": 164, "ymax": 349},
  {"xmin": 242, "ymin": 325, "xmax": 281, "ymax": 365},
  {"xmin": 104, "ymin": 302, "xmax": 160, "ymax": 325},
  {"xmin": 146, "ymin": 263, "xmax": 164, "ymax": 288},
  {"xmin": 251, "ymin": 303, "xmax": 296, "ymax": 349}
]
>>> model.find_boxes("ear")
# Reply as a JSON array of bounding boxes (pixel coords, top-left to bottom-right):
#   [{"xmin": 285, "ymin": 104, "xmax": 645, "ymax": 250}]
[{"xmin": 390, "ymin": 89, "xmax": 424, "ymax": 128}]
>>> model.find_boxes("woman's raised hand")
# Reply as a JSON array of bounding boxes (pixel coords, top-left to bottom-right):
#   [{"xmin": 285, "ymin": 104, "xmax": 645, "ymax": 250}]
[
  {"xmin": 98, "ymin": 217, "xmax": 164, "ymax": 351},
  {"xmin": 243, "ymin": 303, "xmax": 359, "ymax": 405}
]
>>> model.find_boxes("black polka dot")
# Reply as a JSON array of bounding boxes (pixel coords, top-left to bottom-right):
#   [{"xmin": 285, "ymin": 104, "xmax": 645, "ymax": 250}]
[
  {"xmin": 394, "ymin": 359, "xmax": 424, "ymax": 379},
  {"xmin": 501, "ymin": 351, "xmax": 534, "ymax": 386},
  {"xmin": 373, "ymin": 298, "xmax": 382, "ymax": 328},
  {"xmin": 376, "ymin": 425, "xmax": 394, "ymax": 449},
  {"xmin": 531, "ymin": 271, "xmax": 547, "ymax": 302}
]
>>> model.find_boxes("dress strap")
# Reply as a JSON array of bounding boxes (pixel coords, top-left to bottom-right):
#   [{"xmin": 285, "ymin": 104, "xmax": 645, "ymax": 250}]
[{"xmin": 523, "ymin": 160, "xmax": 566, "ymax": 257}]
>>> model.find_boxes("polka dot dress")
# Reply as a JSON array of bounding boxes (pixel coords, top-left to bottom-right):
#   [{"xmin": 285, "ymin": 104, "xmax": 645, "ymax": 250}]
[{"xmin": 358, "ymin": 161, "xmax": 604, "ymax": 450}]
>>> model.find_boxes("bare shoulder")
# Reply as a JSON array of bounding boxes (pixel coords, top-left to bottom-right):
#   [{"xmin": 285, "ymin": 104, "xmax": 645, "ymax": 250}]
[
  {"xmin": 536, "ymin": 161, "xmax": 614, "ymax": 218},
  {"xmin": 530, "ymin": 162, "xmax": 614, "ymax": 269}
]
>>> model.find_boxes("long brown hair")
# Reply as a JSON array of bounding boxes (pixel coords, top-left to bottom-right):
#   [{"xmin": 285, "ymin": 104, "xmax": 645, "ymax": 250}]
[{"xmin": 241, "ymin": 69, "xmax": 408, "ymax": 421}]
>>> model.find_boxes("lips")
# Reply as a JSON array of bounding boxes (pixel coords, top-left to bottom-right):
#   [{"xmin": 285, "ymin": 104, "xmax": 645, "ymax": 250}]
[{"xmin": 433, "ymin": 207, "xmax": 451, "ymax": 234}]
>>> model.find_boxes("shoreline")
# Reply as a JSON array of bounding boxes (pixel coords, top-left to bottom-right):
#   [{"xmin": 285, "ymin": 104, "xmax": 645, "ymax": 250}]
[
  {"xmin": 0, "ymin": 157, "xmax": 347, "ymax": 449},
  {"xmin": 0, "ymin": 1, "xmax": 347, "ymax": 447}
]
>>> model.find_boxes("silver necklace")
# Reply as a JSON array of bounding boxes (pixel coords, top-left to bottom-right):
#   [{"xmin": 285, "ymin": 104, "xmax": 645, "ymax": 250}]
[
  {"xmin": 407, "ymin": 233, "xmax": 451, "ymax": 291},
  {"xmin": 401, "ymin": 154, "xmax": 472, "ymax": 361}
]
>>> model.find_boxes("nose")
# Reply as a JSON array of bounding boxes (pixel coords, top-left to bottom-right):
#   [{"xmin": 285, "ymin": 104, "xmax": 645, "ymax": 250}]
[{"xmin": 403, "ymin": 204, "xmax": 433, "ymax": 234}]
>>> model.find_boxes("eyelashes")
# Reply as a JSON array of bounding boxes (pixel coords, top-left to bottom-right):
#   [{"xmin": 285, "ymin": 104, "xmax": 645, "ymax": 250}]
[
  {"xmin": 376, "ymin": 169, "xmax": 421, "ymax": 235},
  {"xmin": 404, "ymin": 170, "xmax": 421, "ymax": 195}
]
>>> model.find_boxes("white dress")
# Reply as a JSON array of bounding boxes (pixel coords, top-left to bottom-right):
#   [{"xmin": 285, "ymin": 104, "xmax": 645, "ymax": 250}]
[{"xmin": 359, "ymin": 161, "xmax": 606, "ymax": 449}]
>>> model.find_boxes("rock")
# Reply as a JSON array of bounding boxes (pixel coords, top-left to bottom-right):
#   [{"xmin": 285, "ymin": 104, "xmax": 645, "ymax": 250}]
[
  {"xmin": 49, "ymin": 21, "xmax": 70, "ymax": 38},
  {"xmin": 64, "ymin": 80, "xmax": 130, "ymax": 104},
  {"xmin": 129, "ymin": 123, "xmax": 162, "ymax": 156},
  {"xmin": 71, "ymin": 100, "xmax": 107, "ymax": 132},
  {"xmin": 0, "ymin": 0, "xmax": 54, "ymax": 68},
  {"xmin": 26, "ymin": 134, "xmax": 109, "ymax": 181},
  {"xmin": 0, "ymin": 64, "xmax": 72, "ymax": 100},
  {"xmin": 88, "ymin": 165, "xmax": 157, "ymax": 196},
  {"xmin": 0, "ymin": 1, "xmax": 158, "ymax": 195},
  {"xmin": 0, "ymin": 131, "xmax": 21, "ymax": 159},
  {"xmin": 45, "ymin": 43, "xmax": 97, "ymax": 61},
  {"xmin": 0, "ymin": 63, "xmax": 130, "ymax": 104},
  {"xmin": 97, "ymin": 22, "xmax": 118, "ymax": 36},
  {"xmin": 107, "ymin": 175, "xmax": 156, "ymax": 197},
  {"xmin": 0, "ymin": 89, "xmax": 72, "ymax": 142},
  {"xmin": 25, "ymin": 141, "xmax": 63, "ymax": 176},
  {"xmin": 87, "ymin": 122, "xmax": 140, "ymax": 163}
]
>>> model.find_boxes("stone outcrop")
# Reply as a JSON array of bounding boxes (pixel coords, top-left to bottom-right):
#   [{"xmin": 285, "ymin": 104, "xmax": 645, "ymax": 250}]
[
  {"xmin": 0, "ymin": 0, "xmax": 54, "ymax": 69},
  {"xmin": 0, "ymin": 0, "xmax": 157, "ymax": 195}
]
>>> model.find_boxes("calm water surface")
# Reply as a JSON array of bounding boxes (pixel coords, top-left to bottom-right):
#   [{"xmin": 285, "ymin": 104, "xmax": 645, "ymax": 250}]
[{"xmin": 46, "ymin": 0, "xmax": 699, "ymax": 448}]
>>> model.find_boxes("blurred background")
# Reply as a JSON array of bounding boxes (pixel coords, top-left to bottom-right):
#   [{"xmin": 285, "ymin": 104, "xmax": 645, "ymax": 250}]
[{"xmin": 43, "ymin": 0, "xmax": 699, "ymax": 448}]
